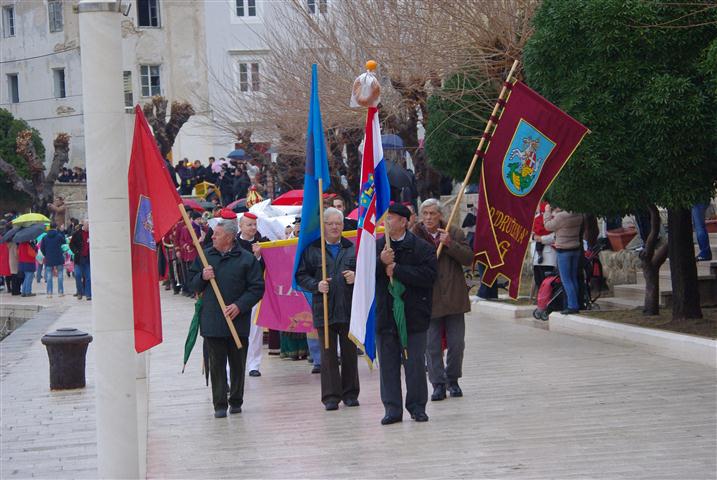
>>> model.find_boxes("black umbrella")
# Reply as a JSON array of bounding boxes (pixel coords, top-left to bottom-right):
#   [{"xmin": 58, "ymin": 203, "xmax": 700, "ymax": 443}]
[
  {"xmin": 11, "ymin": 224, "xmax": 47, "ymax": 243},
  {"xmin": 1, "ymin": 226, "xmax": 20, "ymax": 243},
  {"xmin": 385, "ymin": 161, "xmax": 414, "ymax": 189}
]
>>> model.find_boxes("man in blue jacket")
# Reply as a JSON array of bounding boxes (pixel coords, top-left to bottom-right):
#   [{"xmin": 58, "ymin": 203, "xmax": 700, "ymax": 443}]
[{"xmin": 189, "ymin": 210, "xmax": 265, "ymax": 418}]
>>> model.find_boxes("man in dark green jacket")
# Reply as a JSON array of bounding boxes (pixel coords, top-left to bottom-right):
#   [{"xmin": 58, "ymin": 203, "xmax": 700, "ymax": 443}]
[
  {"xmin": 295, "ymin": 207, "xmax": 358, "ymax": 411},
  {"xmin": 189, "ymin": 211, "xmax": 264, "ymax": 418}
]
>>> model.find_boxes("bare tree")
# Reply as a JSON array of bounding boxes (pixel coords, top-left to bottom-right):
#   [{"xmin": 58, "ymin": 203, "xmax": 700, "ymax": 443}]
[{"xmin": 142, "ymin": 96, "xmax": 196, "ymax": 159}]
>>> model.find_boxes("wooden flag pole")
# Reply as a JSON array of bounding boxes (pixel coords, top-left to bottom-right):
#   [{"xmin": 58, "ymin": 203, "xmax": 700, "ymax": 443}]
[
  {"xmin": 178, "ymin": 203, "xmax": 243, "ymax": 350},
  {"xmin": 437, "ymin": 59, "xmax": 520, "ymax": 258},
  {"xmin": 317, "ymin": 178, "xmax": 330, "ymax": 349}
]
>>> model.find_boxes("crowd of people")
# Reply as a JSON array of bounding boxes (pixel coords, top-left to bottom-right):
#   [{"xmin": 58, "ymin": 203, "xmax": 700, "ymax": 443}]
[
  {"xmin": 0, "ymin": 199, "xmax": 92, "ymax": 301},
  {"xmin": 173, "ymin": 156, "xmax": 263, "ymax": 204},
  {"xmin": 57, "ymin": 166, "xmax": 87, "ymax": 183}
]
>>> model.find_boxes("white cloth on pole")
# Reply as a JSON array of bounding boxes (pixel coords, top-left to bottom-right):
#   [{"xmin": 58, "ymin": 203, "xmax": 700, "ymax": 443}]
[{"xmin": 246, "ymin": 304, "xmax": 263, "ymax": 372}]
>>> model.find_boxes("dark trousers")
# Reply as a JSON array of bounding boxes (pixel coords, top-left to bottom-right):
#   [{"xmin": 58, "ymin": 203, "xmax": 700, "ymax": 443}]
[
  {"xmin": 7, "ymin": 274, "xmax": 22, "ymax": 295},
  {"xmin": 426, "ymin": 314, "xmax": 465, "ymax": 387},
  {"xmin": 317, "ymin": 323, "xmax": 360, "ymax": 405},
  {"xmin": 268, "ymin": 329, "xmax": 280, "ymax": 350},
  {"xmin": 377, "ymin": 330, "xmax": 428, "ymax": 418},
  {"xmin": 205, "ymin": 335, "xmax": 248, "ymax": 411}
]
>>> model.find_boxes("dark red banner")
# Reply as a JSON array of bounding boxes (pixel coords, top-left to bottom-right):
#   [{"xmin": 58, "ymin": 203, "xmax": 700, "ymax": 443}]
[{"xmin": 474, "ymin": 81, "xmax": 588, "ymax": 298}]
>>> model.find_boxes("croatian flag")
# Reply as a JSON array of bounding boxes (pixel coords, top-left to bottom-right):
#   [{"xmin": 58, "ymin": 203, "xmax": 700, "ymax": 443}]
[{"xmin": 349, "ymin": 106, "xmax": 390, "ymax": 362}]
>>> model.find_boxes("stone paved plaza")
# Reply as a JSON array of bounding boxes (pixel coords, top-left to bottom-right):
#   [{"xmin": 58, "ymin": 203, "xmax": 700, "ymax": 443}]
[{"xmin": 1, "ymin": 285, "xmax": 715, "ymax": 479}]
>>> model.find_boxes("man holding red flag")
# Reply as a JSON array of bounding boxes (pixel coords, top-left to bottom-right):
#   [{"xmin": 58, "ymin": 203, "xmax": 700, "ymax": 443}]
[{"xmin": 128, "ymin": 105, "xmax": 183, "ymax": 353}]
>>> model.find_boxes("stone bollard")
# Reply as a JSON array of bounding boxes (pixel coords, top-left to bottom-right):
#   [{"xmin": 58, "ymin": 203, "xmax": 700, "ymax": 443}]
[{"xmin": 41, "ymin": 328, "xmax": 93, "ymax": 390}]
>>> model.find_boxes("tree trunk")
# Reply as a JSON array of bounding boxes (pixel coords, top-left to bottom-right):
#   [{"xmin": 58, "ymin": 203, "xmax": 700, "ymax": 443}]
[
  {"xmin": 640, "ymin": 204, "xmax": 668, "ymax": 315},
  {"xmin": 668, "ymin": 208, "xmax": 702, "ymax": 320},
  {"xmin": 143, "ymin": 97, "xmax": 195, "ymax": 160}
]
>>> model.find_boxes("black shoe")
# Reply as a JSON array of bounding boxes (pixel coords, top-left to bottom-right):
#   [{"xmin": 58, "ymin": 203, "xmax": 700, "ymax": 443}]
[
  {"xmin": 410, "ymin": 412, "xmax": 429, "ymax": 422},
  {"xmin": 344, "ymin": 398, "xmax": 359, "ymax": 407},
  {"xmin": 248, "ymin": 370, "xmax": 261, "ymax": 377},
  {"xmin": 560, "ymin": 308, "xmax": 579, "ymax": 315},
  {"xmin": 214, "ymin": 409, "xmax": 227, "ymax": 418},
  {"xmin": 325, "ymin": 401, "xmax": 339, "ymax": 411},
  {"xmin": 537, "ymin": 254, "xmax": 544, "ymax": 264},
  {"xmin": 86, "ymin": 297, "xmax": 92, "ymax": 301},
  {"xmin": 431, "ymin": 384, "xmax": 446, "ymax": 401},
  {"xmin": 448, "ymin": 382, "xmax": 463, "ymax": 398},
  {"xmin": 311, "ymin": 365, "xmax": 321, "ymax": 374},
  {"xmin": 380, "ymin": 415, "xmax": 402, "ymax": 425},
  {"xmin": 229, "ymin": 406, "xmax": 242, "ymax": 414}
]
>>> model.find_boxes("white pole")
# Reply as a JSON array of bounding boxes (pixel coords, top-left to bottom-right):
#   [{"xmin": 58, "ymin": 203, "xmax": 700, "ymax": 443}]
[{"xmin": 78, "ymin": 1, "xmax": 140, "ymax": 478}]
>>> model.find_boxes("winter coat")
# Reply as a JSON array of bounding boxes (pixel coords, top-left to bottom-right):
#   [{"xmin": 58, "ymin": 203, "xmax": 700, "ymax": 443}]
[
  {"xmin": 70, "ymin": 229, "xmax": 90, "ymax": 263},
  {"xmin": 0, "ymin": 243, "xmax": 10, "ymax": 276},
  {"xmin": 544, "ymin": 210, "xmax": 583, "ymax": 250},
  {"xmin": 232, "ymin": 173, "xmax": 251, "ymax": 201},
  {"xmin": 48, "ymin": 202, "xmax": 67, "ymax": 230},
  {"xmin": 532, "ymin": 233, "xmax": 557, "ymax": 268},
  {"xmin": 40, "ymin": 229, "xmax": 66, "ymax": 267},
  {"xmin": 7, "ymin": 243, "xmax": 18, "ymax": 274},
  {"xmin": 412, "ymin": 222, "xmax": 473, "ymax": 318},
  {"xmin": 17, "ymin": 242, "xmax": 36, "ymax": 273},
  {"xmin": 188, "ymin": 242, "xmax": 265, "ymax": 338},
  {"xmin": 295, "ymin": 237, "xmax": 356, "ymax": 328},
  {"xmin": 375, "ymin": 231, "xmax": 437, "ymax": 334}
]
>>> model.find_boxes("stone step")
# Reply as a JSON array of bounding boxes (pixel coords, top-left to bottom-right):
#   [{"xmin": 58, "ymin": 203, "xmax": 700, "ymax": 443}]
[
  {"xmin": 596, "ymin": 296, "xmax": 644, "ymax": 311},
  {"xmin": 636, "ymin": 260, "xmax": 716, "ymax": 281},
  {"xmin": 613, "ymin": 275, "xmax": 717, "ymax": 307}
]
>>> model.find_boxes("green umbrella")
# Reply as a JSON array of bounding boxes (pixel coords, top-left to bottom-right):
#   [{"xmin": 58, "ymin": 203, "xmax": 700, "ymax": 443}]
[
  {"xmin": 182, "ymin": 297, "xmax": 203, "ymax": 373},
  {"xmin": 388, "ymin": 278, "xmax": 408, "ymax": 359}
]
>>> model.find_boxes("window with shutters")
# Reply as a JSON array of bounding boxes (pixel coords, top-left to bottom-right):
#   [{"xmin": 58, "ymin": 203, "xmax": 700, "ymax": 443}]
[
  {"xmin": 48, "ymin": 1, "xmax": 63, "ymax": 33},
  {"xmin": 123, "ymin": 71, "xmax": 134, "ymax": 108},
  {"xmin": 2, "ymin": 6, "xmax": 15, "ymax": 37}
]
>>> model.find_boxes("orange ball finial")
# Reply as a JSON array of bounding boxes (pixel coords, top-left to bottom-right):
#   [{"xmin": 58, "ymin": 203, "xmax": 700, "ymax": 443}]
[{"xmin": 365, "ymin": 60, "xmax": 378, "ymax": 71}]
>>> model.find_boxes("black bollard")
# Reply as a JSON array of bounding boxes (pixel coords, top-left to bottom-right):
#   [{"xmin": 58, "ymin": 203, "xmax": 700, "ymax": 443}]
[{"xmin": 41, "ymin": 328, "xmax": 93, "ymax": 390}]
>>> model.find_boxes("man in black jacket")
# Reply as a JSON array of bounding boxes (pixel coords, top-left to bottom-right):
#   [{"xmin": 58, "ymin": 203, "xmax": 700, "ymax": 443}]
[
  {"xmin": 376, "ymin": 203, "xmax": 437, "ymax": 425},
  {"xmin": 188, "ymin": 210, "xmax": 265, "ymax": 418},
  {"xmin": 295, "ymin": 207, "xmax": 359, "ymax": 411}
]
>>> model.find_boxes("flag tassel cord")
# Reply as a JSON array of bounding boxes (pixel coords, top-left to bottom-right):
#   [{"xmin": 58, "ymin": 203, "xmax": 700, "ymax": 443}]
[
  {"xmin": 437, "ymin": 58, "xmax": 520, "ymax": 258},
  {"xmin": 178, "ymin": 203, "xmax": 243, "ymax": 350},
  {"xmin": 317, "ymin": 178, "xmax": 331, "ymax": 349}
]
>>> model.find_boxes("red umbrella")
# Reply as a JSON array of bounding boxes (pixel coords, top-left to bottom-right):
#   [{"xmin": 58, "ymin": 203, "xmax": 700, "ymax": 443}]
[
  {"xmin": 347, "ymin": 207, "xmax": 359, "ymax": 220},
  {"xmin": 272, "ymin": 189, "xmax": 336, "ymax": 206},
  {"xmin": 182, "ymin": 198, "xmax": 205, "ymax": 212},
  {"xmin": 225, "ymin": 198, "xmax": 247, "ymax": 210}
]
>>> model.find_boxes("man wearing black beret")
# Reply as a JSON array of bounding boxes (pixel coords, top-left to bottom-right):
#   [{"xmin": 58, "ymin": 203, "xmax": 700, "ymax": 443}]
[{"xmin": 376, "ymin": 203, "xmax": 438, "ymax": 425}]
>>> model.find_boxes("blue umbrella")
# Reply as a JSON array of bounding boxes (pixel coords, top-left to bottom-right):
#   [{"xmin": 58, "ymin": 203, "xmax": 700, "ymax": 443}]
[
  {"xmin": 11, "ymin": 223, "xmax": 47, "ymax": 243},
  {"xmin": 381, "ymin": 134, "xmax": 404, "ymax": 151},
  {"xmin": 227, "ymin": 149, "xmax": 246, "ymax": 159}
]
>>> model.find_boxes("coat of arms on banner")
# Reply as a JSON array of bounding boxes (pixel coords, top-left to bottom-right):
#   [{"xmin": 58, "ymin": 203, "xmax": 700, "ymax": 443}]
[
  {"xmin": 502, "ymin": 119, "xmax": 556, "ymax": 196},
  {"xmin": 133, "ymin": 195, "xmax": 156, "ymax": 250}
]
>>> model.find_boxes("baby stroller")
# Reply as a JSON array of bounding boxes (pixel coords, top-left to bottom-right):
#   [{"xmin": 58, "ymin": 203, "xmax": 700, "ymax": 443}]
[{"xmin": 532, "ymin": 246, "xmax": 603, "ymax": 320}]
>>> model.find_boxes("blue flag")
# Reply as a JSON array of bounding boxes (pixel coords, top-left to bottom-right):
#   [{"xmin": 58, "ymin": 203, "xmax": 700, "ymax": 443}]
[{"xmin": 292, "ymin": 64, "xmax": 331, "ymax": 297}]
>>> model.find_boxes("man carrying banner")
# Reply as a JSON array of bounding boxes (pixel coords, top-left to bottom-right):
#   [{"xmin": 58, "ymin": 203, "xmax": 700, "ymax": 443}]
[
  {"xmin": 237, "ymin": 212, "xmax": 269, "ymax": 377},
  {"xmin": 188, "ymin": 210, "xmax": 265, "ymax": 418},
  {"xmin": 376, "ymin": 203, "xmax": 437, "ymax": 425},
  {"xmin": 295, "ymin": 207, "xmax": 359, "ymax": 411},
  {"xmin": 412, "ymin": 198, "xmax": 474, "ymax": 401}
]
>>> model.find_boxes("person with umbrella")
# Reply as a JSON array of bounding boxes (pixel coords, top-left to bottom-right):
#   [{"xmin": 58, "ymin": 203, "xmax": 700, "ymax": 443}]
[
  {"xmin": 376, "ymin": 203, "xmax": 437, "ymax": 425},
  {"xmin": 187, "ymin": 209, "xmax": 265, "ymax": 418}
]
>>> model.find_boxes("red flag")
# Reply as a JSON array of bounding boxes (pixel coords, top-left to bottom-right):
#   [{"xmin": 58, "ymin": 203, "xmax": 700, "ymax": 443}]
[
  {"xmin": 128, "ymin": 105, "xmax": 182, "ymax": 353},
  {"xmin": 474, "ymin": 81, "xmax": 588, "ymax": 298}
]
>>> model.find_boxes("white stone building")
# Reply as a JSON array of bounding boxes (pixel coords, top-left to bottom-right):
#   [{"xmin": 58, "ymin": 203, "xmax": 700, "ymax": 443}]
[{"xmin": 1, "ymin": 0, "xmax": 217, "ymax": 168}]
